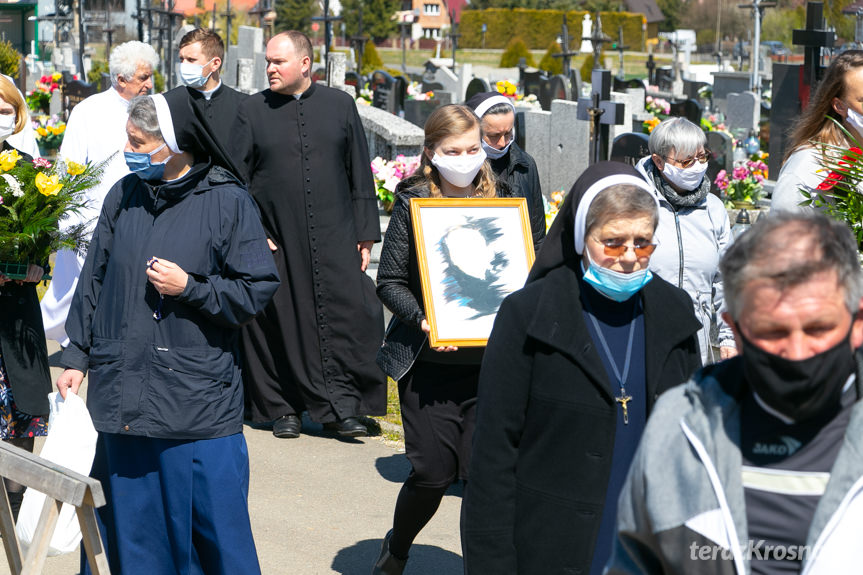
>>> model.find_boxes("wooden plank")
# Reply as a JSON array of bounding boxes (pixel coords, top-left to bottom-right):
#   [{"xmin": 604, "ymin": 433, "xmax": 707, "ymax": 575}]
[
  {"xmin": 77, "ymin": 506, "xmax": 111, "ymax": 575},
  {"xmin": 20, "ymin": 498, "xmax": 60, "ymax": 575},
  {"xmin": 0, "ymin": 443, "xmax": 105, "ymax": 507},
  {"xmin": 0, "ymin": 488, "xmax": 22, "ymax": 575}
]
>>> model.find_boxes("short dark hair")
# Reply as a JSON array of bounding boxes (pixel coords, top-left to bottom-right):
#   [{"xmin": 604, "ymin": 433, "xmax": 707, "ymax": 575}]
[
  {"xmin": 584, "ymin": 184, "xmax": 659, "ymax": 238},
  {"xmin": 720, "ymin": 211, "xmax": 863, "ymax": 318},
  {"xmin": 179, "ymin": 28, "xmax": 225, "ymax": 65},
  {"xmin": 274, "ymin": 30, "xmax": 313, "ymax": 61}
]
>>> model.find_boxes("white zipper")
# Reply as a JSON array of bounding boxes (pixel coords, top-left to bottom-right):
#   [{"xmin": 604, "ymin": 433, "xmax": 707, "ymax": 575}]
[
  {"xmin": 801, "ymin": 474, "xmax": 863, "ymax": 574},
  {"xmin": 680, "ymin": 419, "xmax": 746, "ymax": 575}
]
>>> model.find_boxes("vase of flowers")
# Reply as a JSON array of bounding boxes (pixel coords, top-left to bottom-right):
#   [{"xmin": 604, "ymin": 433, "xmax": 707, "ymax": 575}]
[
  {"xmin": 25, "ymin": 73, "xmax": 65, "ymax": 115},
  {"xmin": 0, "ymin": 152, "xmax": 104, "ymax": 279},
  {"xmin": 370, "ymin": 155, "xmax": 421, "ymax": 214},
  {"xmin": 32, "ymin": 114, "xmax": 66, "ymax": 159},
  {"xmin": 714, "ymin": 158, "xmax": 768, "ymax": 208}
]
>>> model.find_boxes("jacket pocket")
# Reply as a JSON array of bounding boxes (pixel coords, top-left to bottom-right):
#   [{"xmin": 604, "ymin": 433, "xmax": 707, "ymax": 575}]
[
  {"xmin": 145, "ymin": 345, "xmax": 239, "ymax": 436},
  {"xmin": 86, "ymin": 338, "xmax": 125, "ymax": 423}
]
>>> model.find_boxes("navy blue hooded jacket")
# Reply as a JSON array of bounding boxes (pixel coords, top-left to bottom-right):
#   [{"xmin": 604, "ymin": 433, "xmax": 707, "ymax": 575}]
[{"xmin": 61, "ymin": 162, "xmax": 279, "ymax": 440}]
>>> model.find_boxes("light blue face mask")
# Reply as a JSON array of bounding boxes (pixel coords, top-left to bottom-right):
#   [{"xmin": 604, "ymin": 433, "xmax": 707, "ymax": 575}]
[
  {"xmin": 177, "ymin": 58, "xmax": 215, "ymax": 88},
  {"xmin": 124, "ymin": 142, "xmax": 171, "ymax": 181},
  {"xmin": 481, "ymin": 138, "xmax": 512, "ymax": 160},
  {"xmin": 582, "ymin": 250, "xmax": 653, "ymax": 302}
]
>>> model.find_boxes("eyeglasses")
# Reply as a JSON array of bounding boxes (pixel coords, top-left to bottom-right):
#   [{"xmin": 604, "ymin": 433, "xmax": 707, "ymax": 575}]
[
  {"xmin": 664, "ymin": 150, "xmax": 711, "ymax": 169},
  {"xmin": 594, "ymin": 238, "xmax": 658, "ymax": 258}
]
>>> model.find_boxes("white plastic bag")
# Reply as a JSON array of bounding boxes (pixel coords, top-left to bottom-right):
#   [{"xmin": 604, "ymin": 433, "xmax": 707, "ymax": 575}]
[{"xmin": 16, "ymin": 391, "xmax": 98, "ymax": 556}]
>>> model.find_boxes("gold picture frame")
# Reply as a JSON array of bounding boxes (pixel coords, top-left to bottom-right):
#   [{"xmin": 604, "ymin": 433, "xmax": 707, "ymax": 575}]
[{"xmin": 410, "ymin": 197, "xmax": 536, "ymax": 348}]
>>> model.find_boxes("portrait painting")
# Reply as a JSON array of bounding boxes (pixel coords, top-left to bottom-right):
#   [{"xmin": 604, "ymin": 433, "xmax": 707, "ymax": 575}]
[{"xmin": 410, "ymin": 198, "xmax": 535, "ymax": 347}]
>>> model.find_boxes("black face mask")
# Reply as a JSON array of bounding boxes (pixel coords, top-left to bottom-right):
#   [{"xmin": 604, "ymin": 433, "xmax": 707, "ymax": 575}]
[{"xmin": 738, "ymin": 326, "xmax": 856, "ymax": 423}]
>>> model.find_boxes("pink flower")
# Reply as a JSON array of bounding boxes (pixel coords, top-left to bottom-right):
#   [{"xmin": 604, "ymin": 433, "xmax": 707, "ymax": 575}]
[
  {"xmin": 33, "ymin": 157, "xmax": 52, "ymax": 169},
  {"xmin": 732, "ymin": 166, "xmax": 749, "ymax": 181}
]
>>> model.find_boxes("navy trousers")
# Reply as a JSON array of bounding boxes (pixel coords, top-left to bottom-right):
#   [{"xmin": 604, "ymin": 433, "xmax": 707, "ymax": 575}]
[{"xmin": 83, "ymin": 432, "xmax": 261, "ymax": 575}]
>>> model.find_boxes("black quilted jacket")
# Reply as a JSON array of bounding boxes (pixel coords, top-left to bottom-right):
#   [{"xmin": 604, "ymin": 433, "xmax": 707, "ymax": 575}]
[{"xmin": 376, "ymin": 175, "xmax": 511, "ymax": 380}]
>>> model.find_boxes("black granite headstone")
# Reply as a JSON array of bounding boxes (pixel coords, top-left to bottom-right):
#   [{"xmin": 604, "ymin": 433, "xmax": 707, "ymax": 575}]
[
  {"xmin": 669, "ymin": 98, "xmax": 703, "ymax": 125},
  {"xmin": 465, "ymin": 77, "xmax": 491, "ymax": 101},
  {"xmin": 610, "ymin": 132, "xmax": 650, "ymax": 166},
  {"xmin": 61, "ymin": 79, "xmax": 98, "ymax": 122},
  {"xmin": 706, "ymin": 130, "xmax": 734, "ymax": 196}
]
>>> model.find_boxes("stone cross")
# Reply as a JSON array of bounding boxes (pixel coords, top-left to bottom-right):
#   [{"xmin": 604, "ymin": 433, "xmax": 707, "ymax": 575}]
[
  {"xmin": 588, "ymin": 13, "xmax": 612, "ymax": 70},
  {"xmin": 614, "ymin": 26, "xmax": 630, "ymax": 81},
  {"xmin": 577, "ymin": 69, "xmax": 625, "ymax": 164},
  {"xmin": 552, "ymin": 15, "xmax": 579, "ymax": 76},
  {"xmin": 792, "ymin": 1, "xmax": 834, "ymax": 106},
  {"xmin": 646, "ymin": 54, "xmax": 656, "ymax": 85},
  {"xmin": 447, "ymin": 9, "xmax": 462, "ymax": 70}
]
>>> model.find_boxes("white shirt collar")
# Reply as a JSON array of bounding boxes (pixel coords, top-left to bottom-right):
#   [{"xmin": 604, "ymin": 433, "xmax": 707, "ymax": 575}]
[{"xmin": 199, "ymin": 80, "xmax": 222, "ymax": 101}]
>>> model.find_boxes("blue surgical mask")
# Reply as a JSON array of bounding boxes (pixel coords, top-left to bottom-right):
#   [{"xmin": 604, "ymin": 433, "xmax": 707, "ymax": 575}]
[
  {"xmin": 125, "ymin": 142, "xmax": 171, "ymax": 181},
  {"xmin": 582, "ymin": 250, "xmax": 653, "ymax": 302},
  {"xmin": 178, "ymin": 58, "xmax": 215, "ymax": 88},
  {"xmin": 482, "ymin": 138, "xmax": 512, "ymax": 160}
]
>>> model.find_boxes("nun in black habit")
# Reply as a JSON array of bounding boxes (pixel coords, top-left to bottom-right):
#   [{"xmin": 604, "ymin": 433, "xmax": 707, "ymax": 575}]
[
  {"xmin": 56, "ymin": 89, "xmax": 279, "ymax": 575},
  {"xmin": 462, "ymin": 162, "xmax": 702, "ymax": 575}
]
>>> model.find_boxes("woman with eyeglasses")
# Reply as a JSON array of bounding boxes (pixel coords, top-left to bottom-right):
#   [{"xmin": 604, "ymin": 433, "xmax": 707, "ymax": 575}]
[
  {"xmin": 634, "ymin": 117, "xmax": 737, "ymax": 364},
  {"xmin": 462, "ymin": 162, "xmax": 702, "ymax": 575}
]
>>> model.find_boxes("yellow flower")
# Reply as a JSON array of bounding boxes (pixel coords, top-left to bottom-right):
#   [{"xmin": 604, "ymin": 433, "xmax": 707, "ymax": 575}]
[
  {"xmin": 51, "ymin": 72, "xmax": 62, "ymax": 82},
  {"xmin": 35, "ymin": 172, "xmax": 63, "ymax": 196},
  {"xmin": 55, "ymin": 124, "xmax": 65, "ymax": 134},
  {"xmin": 36, "ymin": 126, "xmax": 48, "ymax": 137},
  {"xmin": 66, "ymin": 160, "xmax": 85, "ymax": 176},
  {"xmin": 0, "ymin": 149, "xmax": 21, "ymax": 171}
]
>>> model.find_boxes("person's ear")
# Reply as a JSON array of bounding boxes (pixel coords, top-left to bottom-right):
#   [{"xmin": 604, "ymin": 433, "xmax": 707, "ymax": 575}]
[
  {"xmin": 652, "ymin": 153, "xmax": 664, "ymax": 170},
  {"xmin": 833, "ymin": 97, "xmax": 848, "ymax": 118},
  {"xmin": 723, "ymin": 312, "xmax": 743, "ymax": 351},
  {"xmin": 424, "ymin": 146, "xmax": 434, "ymax": 162},
  {"xmin": 851, "ymin": 298, "xmax": 863, "ymax": 349},
  {"xmin": 210, "ymin": 56, "xmax": 222, "ymax": 73}
]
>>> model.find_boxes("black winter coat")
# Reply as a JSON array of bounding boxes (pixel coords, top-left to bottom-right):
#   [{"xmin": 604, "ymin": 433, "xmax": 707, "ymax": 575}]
[
  {"xmin": 490, "ymin": 143, "xmax": 546, "ymax": 251},
  {"xmin": 462, "ymin": 259, "xmax": 702, "ymax": 574},
  {"xmin": 0, "ymin": 283, "xmax": 51, "ymax": 416},
  {"xmin": 61, "ymin": 163, "xmax": 279, "ymax": 439}
]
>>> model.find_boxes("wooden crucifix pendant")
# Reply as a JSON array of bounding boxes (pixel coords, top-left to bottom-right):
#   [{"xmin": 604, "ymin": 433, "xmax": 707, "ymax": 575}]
[{"xmin": 616, "ymin": 391, "xmax": 632, "ymax": 425}]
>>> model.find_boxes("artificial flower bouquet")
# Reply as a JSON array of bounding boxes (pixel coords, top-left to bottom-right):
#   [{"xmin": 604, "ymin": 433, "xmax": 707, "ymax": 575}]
[
  {"xmin": 544, "ymin": 189, "xmax": 566, "ymax": 231},
  {"xmin": 371, "ymin": 154, "xmax": 421, "ymax": 213},
  {"xmin": 32, "ymin": 114, "xmax": 66, "ymax": 151},
  {"xmin": 714, "ymin": 159, "xmax": 768, "ymax": 207},
  {"xmin": 0, "ymin": 151, "xmax": 104, "ymax": 280},
  {"xmin": 407, "ymin": 82, "xmax": 434, "ymax": 101},
  {"xmin": 26, "ymin": 73, "xmax": 69, "ymax": 114}
]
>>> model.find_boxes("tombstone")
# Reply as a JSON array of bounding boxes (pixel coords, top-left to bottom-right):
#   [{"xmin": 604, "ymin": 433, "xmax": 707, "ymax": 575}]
[
  {"xmin": 610, "ymin": 132, "xmax": 650, "ymax": 166},
  {"xmin": 706, "ymin": 130, "xmax": 734, "ymax": 196},
  {"xmin": 569, "ymin": 70, "xmax": 583, "ymax": 100},
  {"xmin": 404, "ymin": 99, "xmax": 444, "ymax": 128},
  {"xmin": 768, "ymin": 63, "xmax": 803, "ymax": 179},
  {"xmin": 669, "ymin": 98, "xmax": 703, "ymax": 125},
  {"xmin": 655, "ymin": 67, "xmax": 674, "ymax": 92},
  {"xmin": 577, "ymin": 69, "xmax": 626, "ymax": 164},
  {"xmin": 551, "ymin": 100, "xmax": 590, "ymax": 193},
  {"xmin": 421, "ymin": 80, "xmax": 444, "ymax": 93},
  {"xmin": 683, "ymin": 80, "xmax": 710, "ymax": 102},
  {"xmin": 465, "ymin": 77, "xmax": 491, "ymax": 101},
  {"xmin": 626, "ymin": 87, "xmax": 647, "ymax": 115},
  {"xmin": 711, "ymin": 72, "xmax": 751, "ymax": 114},
  {"xmin": 523, "ymin": 70, "xmax": 550, "ymax": 108},
  {"xmin": 237, "ymin": 26, "xmax": 264, "ymax": 61},
  {"xmin": 49, "ymin": 90, "xmax": 61, "ymax": 117},
  {"xmin": 345, "ymin": 71, "xmax": 363, "ymax": 92},
  {"xmin": 548, "ymin": 75, "xmax": 569, "ymax": 104},
  {"xmin": 613, "ymin": 78, "xmax": 645, "ymax": 92},
  {"xmin": 371, "ymin": 70, "xmax": 406, "ymax": 116},
  {"xmin": 224, "ymin": 45, "xmax": 239, "ymax": 87},
  {"xmin": 327, "ymin": 51, "xmax": 347, "ymax": 89},
  {"xmin": 726, "ymin": 91, "xmax": 760, "ymax": 137},
  {"xmin": 237, "ymin": 58, "xmax": 255, "ymax": 94},
  {"xmin": 60, "ymin": 79, "xmax": 98, "ymax": 121}
]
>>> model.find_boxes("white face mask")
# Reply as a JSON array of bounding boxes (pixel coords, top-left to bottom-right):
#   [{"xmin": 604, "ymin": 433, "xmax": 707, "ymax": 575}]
[
  {"xmin": 431, "ymin": 150, "xmax": 487, "ymax": 189},
  {"xmin": 482, "ymin": 139, "xmax": 512, "ymax": 160},
  {"xmin": 845, "ymin": 106, "xmax": 863, "ymax": 135},
  {"xmin": 662, "ymin": 159, "xmax": 708, "ymax": 191},
  {"xmin": 0, "ymin": 114, "xmax": 15, "ymax": 143},
  {"xmin": 178, "ymin": 58, "xmax": 215, "ymax": 88}
]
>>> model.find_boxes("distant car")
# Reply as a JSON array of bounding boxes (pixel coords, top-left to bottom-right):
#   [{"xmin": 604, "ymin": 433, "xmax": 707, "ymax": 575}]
[
  {"xmin": 762, "ymin": 41, "xmax": 791, "ymax": 57},
  {"xmin": 732, "ymin": 41, "xmax": 750, "ymax": 59}
]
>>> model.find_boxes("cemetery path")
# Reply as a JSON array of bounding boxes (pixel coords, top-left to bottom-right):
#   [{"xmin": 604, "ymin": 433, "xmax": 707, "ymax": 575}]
[{"xmin": 0, "ymin": 341, "xmax": 462, "ymax": 575}]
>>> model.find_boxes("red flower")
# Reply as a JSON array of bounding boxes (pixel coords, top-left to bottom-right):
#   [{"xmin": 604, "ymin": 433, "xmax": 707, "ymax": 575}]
[{"xmin": 817, "ymin": 171, "xmax": 845, "ymax": 191}]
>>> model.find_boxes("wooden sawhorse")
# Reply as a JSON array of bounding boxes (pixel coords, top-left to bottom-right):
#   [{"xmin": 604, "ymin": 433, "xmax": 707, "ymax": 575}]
[{"xmin": 0, "ymin": 441, "xmax": 110, "ymax": 574}]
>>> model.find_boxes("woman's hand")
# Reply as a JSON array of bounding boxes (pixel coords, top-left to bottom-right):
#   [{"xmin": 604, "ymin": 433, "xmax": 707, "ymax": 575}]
[
  {"xmin": 56, "ymin": 369, "xmax": 84, "ymax": 399},
  {"xmin": 23, "ymin": 264, "xmax": 43, "ymax": 283},
  {"xmin": 146, "ymin": 257, "xmax": 189, "ymax": 296},
  {"xmin": 421, "ymin": 319, "xmax": 458, "ymax": 352},
  {"xmin": 719, "ymin": 345, "xmax": 738, "ymax": 360}
]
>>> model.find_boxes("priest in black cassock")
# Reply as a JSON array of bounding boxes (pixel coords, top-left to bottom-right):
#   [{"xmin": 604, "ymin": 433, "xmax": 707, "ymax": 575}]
[
  {"xmin": 178, "ymin": 28, "xmax": 246, "ymax": 147},
  {"xmin": 232, "ymin": 30, "xmax": 386, "ymax": 439}
]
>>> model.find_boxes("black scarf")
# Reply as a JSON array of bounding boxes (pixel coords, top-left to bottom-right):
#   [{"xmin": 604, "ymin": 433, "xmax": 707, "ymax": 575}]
[{"xmin": 644, "ymin": 158, "xmax": 710, "ymax": 209}]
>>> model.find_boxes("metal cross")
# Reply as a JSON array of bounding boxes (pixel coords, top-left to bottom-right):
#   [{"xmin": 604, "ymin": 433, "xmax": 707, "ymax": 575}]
[
  {"xmin": 577, "ymin": 69, "xmax": 625, "ymax": 165},
  {"xmin": 312, "ymin": 0, "xmax": 343, "ymax": 75},
  {"xmin": 615, "ymin": 26, "xmax": 630, "ymax": 81},
  {"xmin": 792, "ymin": 1, "xmax": 835, "ymax": 104},
  {"xmin": 552, "ymin": 15, "xmax": 579, "ymax": 76},
  {"xmin": 587, "ymin": 13, "xmax": 612, "ymax": 71},
  {"xmin": 616, "ymin": 391, "xmax": 632, "ymax": 425}
]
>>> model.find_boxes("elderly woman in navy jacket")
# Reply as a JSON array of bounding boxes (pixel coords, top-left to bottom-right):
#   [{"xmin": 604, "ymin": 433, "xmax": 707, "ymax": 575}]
[
  {"xmin": 55, "ymin": 91, "xmax": 279, "ymax": 575},
  {"xmin": 462, "ymin": 162, "xmax": 702, "ymax": 575}
]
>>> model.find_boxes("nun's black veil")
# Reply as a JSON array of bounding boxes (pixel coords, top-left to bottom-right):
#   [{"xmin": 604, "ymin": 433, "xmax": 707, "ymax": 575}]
[
  {"xmin": 160, "ymin": 87, "xmax": 245, "ymax": 181},
  {"xmin": 526, "ymin": 162, "xmax": 648, "ymax": 284}
]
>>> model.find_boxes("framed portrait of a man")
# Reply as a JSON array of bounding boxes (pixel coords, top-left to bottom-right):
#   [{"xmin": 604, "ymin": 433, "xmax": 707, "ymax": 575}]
[{"xmin": 410, "ymin": 197, "xmax": 535, "ymax": 347}]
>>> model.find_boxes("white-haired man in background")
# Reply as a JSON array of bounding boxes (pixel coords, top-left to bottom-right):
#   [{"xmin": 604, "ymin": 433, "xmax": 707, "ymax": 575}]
[{"xmin": 41, "ymin": 41, "xmax": 159, "ymax": 346}]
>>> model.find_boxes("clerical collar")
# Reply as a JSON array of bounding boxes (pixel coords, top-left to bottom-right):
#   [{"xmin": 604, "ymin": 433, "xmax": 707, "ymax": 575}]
[
  {"xmin": 199, "ymin": 80, "xmax": 222, "ymax": 101},
  {"xmin": 293, "ymin": 91, "xmax": 303, "ymax": 100}
]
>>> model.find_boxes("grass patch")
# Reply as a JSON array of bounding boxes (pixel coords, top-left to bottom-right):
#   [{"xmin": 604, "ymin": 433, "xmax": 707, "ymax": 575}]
[{"xmin": 370, "ymin": 377, "xmax": 403, "ymax": 443}]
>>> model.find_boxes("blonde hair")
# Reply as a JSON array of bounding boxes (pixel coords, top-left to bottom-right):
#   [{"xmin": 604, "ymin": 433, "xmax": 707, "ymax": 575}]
[
  {"xmin": 420, "ymin": 104, "xmax": 497, "ymax": 198},
  {"xmin": 0, "ymin": 77, "xmax": 27, "ymax": 135}
]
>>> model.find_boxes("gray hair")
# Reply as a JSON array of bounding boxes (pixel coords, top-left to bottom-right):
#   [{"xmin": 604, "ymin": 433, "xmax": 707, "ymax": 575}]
[
  {"xmin": 585, "ymin": 184, "xmax": 659, "ymax": 237},
  {"xmin": 127, "ymin": 96, "xmax": 163, "ymax": 140},
  {"xmin": 483, "ymin": 102, "xmax": 514, "ymax": 117},
  {"xmin": 648, "ymin": 117, "xmax": 706, "ymax": 159},
  {"xmin": 109, "ymin": 41, "xmax": 159, "ymax": 88},
  {"xmin": 720, "ymin": 211, "xmax": 863, "ymax": 319}
]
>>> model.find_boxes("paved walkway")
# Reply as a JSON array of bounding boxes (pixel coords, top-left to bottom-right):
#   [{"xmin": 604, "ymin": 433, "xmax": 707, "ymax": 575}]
[{"xmin": 0, "ymin": 343, "xmax": 464, "ymax": 575}]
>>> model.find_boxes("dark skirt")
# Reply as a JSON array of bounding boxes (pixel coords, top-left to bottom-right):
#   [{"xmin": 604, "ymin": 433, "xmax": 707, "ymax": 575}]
[
  {"xmin": 0, "ymin": 347, "xmax": 47, "ymax": 439},
  {"xmin": 398, "ymin": 360, "xmax": 480, "ymax": 488}
]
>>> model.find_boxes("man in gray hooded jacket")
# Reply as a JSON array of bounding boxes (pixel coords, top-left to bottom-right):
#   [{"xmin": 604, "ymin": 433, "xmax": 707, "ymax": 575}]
[{"xmin": 607, "ymin": 211, "xmax": 863, "ymax": 575}]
